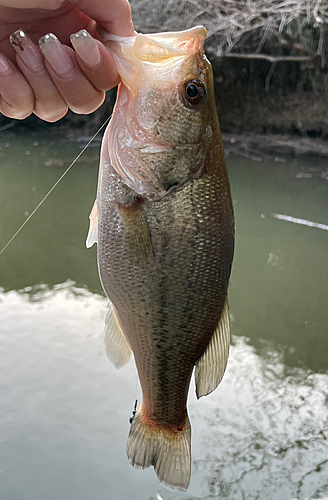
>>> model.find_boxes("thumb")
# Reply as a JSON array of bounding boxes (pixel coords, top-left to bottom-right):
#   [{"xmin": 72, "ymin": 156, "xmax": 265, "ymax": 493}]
[{"xmin": 73, "ymin": 0, "xmax": 134, "ymax": 36}]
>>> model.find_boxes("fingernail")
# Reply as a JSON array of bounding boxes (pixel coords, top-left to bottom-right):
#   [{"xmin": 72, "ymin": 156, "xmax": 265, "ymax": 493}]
[
  {"xmin": 39, "ymin": 33, "xmax": 74, "ymax": 78},
  {"xmin": 10, "ymin": 29, "xmax": 44, "ymax": 73},
  {"xmin": 70, "ymin": 30, "xmax": 101, "ymax": 68},
  {"xmin": 0, "ymin": 53, "xmax": 12, "ymax": 75}
]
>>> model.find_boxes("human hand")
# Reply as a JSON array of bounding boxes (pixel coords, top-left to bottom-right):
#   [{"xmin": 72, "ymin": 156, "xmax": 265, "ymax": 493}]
[{"xmin": 0, "ymin": 0, "xmax": 134, "ymax": 121}]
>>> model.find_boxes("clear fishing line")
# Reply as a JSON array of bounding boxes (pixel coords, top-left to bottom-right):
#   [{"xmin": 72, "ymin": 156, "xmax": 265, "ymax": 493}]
[{"xmin": 0, "ymin": 115, "xmax": 111, "ymax": 257}]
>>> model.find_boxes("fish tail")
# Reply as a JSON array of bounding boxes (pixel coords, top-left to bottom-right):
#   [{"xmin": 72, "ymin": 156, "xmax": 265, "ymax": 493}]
[{"xmin": 126, "ymin": 406, "xmax": 191, "ymax": 491}]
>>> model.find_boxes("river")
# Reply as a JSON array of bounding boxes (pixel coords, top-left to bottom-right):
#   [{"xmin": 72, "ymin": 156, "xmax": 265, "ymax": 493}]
[{"xmin": 1, "ymin": 127, "xmax": 328, "ymax": 500}]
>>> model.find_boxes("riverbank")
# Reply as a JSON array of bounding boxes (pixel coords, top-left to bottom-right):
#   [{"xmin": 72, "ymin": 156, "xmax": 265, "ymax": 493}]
[
  {"xmin": 2, "ymin": 115, "xmax": 328, "ymax": 159},
  {"xmin": 222, "ymin": 132, "xmax": 328, "ymax": 159}
]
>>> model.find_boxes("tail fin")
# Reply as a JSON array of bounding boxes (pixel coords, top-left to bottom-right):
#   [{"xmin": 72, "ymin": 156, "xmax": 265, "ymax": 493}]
[{"xmin": 126, "ymin": 408, "xmax": 191, "ymax": 491}]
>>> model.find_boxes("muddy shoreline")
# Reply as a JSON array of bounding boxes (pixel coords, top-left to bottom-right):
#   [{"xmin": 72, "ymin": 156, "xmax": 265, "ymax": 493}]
[
  {"xmin": 222, "ymin": 132, "xmax": 328, "ymax": 159},
  {"xmin": 1, "ymin": 111, "xmax": 328, "ymax": 159}
]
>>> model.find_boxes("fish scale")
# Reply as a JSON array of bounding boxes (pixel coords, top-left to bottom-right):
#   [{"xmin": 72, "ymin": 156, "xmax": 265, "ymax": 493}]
[
  {"xmin": 98, "ymin": 168, "xmax": 232, "ymax": 436},
  {"xmin": 87, "ymin": 26, "xmax": 234, "ymax": 490}
]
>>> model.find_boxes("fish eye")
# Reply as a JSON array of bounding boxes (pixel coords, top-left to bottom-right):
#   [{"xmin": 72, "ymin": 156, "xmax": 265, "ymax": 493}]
[{"xmin": 181, "ymin": 79, "xmax": 206, "ymax": 106}]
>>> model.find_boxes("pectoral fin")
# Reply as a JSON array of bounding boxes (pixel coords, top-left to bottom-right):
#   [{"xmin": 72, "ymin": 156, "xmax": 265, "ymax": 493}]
[
  {"xmin": 104, "ymin": 303, "xmax": 132, "ymax": 369},
  {"xmin": 118, "ymin": 201, "xmax": 154, "ymax": 267},
  {"xmin": 86, "ymin": 199, "xmax": 98, "ymax": 248},
  {"xmin": 195, "ymin": 297, "xmax": 230, "ymax": 398}
]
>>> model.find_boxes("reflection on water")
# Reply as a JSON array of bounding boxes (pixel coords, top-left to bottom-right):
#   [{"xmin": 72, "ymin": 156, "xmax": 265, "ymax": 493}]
[
  {"xmin": 190, "ymin": 339, "xmax": 328, "ymax": 500},
  {"xmin": 0, "ymin": 129, "xmax": 328, "ymax": 500},
  {"xmin": 1, "ymin": 283, "xmax": 328, "ymax": 500}
]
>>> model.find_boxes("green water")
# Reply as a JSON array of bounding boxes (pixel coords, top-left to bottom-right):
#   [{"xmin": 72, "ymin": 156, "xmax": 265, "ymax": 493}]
[{"xmin": 0, "ymin": 128, "xmax": 328, "ymax": 500}]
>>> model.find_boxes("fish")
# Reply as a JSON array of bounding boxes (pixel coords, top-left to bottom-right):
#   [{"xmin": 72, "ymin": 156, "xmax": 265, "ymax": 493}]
[{"xmin": 86, "ymin": 26, "xmax": 234, "ymax": 490}]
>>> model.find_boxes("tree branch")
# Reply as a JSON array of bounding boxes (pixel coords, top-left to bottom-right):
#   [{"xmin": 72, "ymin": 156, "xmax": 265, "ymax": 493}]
[{"xmin": 209, "ymin": 51, "xmax": 314, "ymax": 63}]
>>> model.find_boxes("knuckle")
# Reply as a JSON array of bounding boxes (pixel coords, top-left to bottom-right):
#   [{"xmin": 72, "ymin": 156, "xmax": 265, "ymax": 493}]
[
  {"xmin": 69, "ymin": 90, "xmax": 104, "ymax": 114},
  {"xmin": 42, "ymin": 0, "xmax": 65, "ymax": 10}
]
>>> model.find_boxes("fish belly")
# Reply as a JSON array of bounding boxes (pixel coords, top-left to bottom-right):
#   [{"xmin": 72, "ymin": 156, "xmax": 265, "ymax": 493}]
[{"xmin": 97, "ymin": 162, "xmax": 234, "ymax": 489}]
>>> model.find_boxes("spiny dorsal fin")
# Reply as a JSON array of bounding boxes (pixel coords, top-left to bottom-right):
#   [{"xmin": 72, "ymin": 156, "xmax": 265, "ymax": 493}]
[
  {"xmin": 195, "ymin": 297, "xmax": 230, "ymax": 398},
  {"xmin": 104, "ymin": 303, "xmax": 132, "ymax": 369},
  {"xmin": 86, "ymin": 199, "xmax": 98, "ymax": 248}
]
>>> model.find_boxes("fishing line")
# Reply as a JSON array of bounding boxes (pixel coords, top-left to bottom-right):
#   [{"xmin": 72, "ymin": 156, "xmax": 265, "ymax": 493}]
[
  {"xmin": 0, "ymin": 115, "xmax": 111, "ymax": 257},
  {"xmin": 134, "ymin": 370, "xmax": 139, "ymax": 400},
  {"xmin": 128, "ymin": 367, "xmax": 140, "ymax": 423}
]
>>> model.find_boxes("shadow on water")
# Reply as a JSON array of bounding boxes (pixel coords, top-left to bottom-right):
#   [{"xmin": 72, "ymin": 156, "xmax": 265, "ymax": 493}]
[{"xmin": 1, "ymin": 129, "xmax": 328, "ymax": 500}]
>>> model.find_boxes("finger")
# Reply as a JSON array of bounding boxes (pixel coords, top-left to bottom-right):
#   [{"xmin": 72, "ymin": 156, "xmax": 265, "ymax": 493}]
[
  {"xmin": 73, "ymin": 0, "xmax": 134, "ymax": 36},
  {"xmin": 10, "ymin": 30, "xmax": 68, "ymax": 122},
  {"xmin": 70, "ymin": 29, "xmax": 119, "ymax": 92},
  {"xmin": 39, "ymin": 33, "xmax": 105, "ymax": 114},
  {"xmin": 0, "ymin": 52, "xmax": 34, "ymax": 119}
]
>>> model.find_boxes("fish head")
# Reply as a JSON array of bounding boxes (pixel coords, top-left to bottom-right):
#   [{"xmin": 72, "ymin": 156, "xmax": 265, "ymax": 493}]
[{"xmin": 103, "ymin": 26, "xmax": 217, "ymax": 200}]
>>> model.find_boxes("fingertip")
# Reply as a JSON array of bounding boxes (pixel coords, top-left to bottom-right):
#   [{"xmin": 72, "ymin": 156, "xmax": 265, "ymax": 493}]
[
  {"xmin": 0, "ymin": 59, "xmax": 34, "ymax": 119},
  {"xmin": 69, "ymin": 89, "xmax": 105, "ymax": 114},
  {"xmin": 0, "ymin": 100, "xmax": 33, "ymax": 120},
  {"xmin": 34, "ymin": 105, "xmax": 68, "ymax": 122},
  {"xmin": 110, "ymin": 0, "xmax": 135, "ymax": 37},
  {"xmin": 75, "ymin": 0, "xmax": 135, "ymax": 37}
]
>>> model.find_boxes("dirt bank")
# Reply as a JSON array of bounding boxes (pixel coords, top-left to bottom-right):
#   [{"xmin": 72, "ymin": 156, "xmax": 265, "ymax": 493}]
[{"xmin": 222, "ymin": 132, "xmax": 328, "ymax": 159}]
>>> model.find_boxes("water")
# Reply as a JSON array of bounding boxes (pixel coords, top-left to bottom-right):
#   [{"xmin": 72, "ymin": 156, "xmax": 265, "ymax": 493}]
[{"xmin": 1, "ymin": 128, "xmax": 328, "ymax": 500}]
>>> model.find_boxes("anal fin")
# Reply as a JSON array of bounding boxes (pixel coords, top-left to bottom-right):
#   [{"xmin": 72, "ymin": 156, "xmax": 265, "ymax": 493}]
[
  {"xmin": 195, "ymin": 297, "xmax": 230, "ymax": 398},
  {"xmin": 104, "ymin": 303, "xmax": 132, "ymax": 369},
  {"xmin": 86, "ymin": 199, "xmax": 98, "ymax": 248}
]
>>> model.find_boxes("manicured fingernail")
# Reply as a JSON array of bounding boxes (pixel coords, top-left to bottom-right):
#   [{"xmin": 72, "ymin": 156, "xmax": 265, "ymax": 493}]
[
  {"xmin": 70, "ymin": 30, "xmax": 101, "ymax": 68},
  {"xmin": 39, "ymin": 33, "xmax": 74, "ymax": 78},
  {"xmin": 10, "ymin": 29, "xmax": 44, "ymax": 73},
  {"xmin": 0, "ymin": 53, "xmax": 12, "ymax": 75}
]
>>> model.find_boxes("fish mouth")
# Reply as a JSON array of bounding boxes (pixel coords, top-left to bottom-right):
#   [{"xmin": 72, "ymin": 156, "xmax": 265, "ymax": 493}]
[
  {"xmin": 137, "ymin": 143, "xmax": 198, "ymax": 154},
  {"xmin": 137, "ymin": 144, "xmax": 174, "ymax": 154}
]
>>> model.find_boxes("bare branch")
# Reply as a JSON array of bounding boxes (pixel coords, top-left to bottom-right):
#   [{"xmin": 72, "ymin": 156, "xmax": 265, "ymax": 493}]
[
  {"xmin": 208, "ymin": 52, "xmax": 314, "ymax": 63},
  {"xmin": 131, "ymin": 0, "xmax": 328, "ymax": 69}
]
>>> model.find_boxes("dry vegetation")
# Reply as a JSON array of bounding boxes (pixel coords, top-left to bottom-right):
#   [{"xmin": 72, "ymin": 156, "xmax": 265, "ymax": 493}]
[
  {"xmin": 130, "ymin": 0, "xmax": 328, "ymax": 139},
  {"xmin": 131, "ymin": 0, "xmax": 328, "ymax": 68}
]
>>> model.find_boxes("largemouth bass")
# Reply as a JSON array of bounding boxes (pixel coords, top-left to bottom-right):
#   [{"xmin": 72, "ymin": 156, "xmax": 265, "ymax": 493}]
[{"xmin": 87, "ymin": 26, "xmax": 234, "ymax": 491}]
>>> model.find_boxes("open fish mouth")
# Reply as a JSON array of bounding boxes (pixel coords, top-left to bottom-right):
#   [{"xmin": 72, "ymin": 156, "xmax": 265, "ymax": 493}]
[
  {"xmin": 137, "ymin": 144, "xmax": 175, "ymax": 154},
  {"xmin": 137, "ymin": 143, "xmax": 199, "ymax": 154}
]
